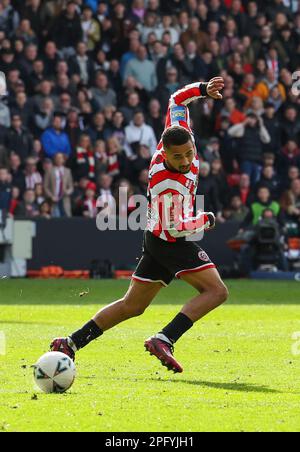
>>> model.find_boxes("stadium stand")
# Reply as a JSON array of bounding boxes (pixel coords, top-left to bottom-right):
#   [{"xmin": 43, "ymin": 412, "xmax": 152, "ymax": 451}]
[{"xmin": 0, "ymin": 0, "xmax": 299, "ymax": 245}]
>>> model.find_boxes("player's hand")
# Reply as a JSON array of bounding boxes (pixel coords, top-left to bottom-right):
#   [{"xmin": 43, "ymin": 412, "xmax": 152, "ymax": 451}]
[
  {"xmin": 207, "ymin": 77, "xmax": 224, "ymax": 100},
  {"xmin": 206, "ymin": 212, "xmax": 216, "ymax": 230}
]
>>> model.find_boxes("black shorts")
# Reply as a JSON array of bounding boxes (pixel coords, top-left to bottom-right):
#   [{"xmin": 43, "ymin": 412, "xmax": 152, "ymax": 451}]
[{"xmin": 132, "ymin": 230, "xmax": 216, "ymax": 287}]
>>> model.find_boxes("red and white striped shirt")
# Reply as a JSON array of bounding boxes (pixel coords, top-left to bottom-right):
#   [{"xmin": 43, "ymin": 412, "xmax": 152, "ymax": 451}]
[
  {"xmin": 25, "ymin": 172, "xmax": 42, "ymax": 190},
  {"xmin": 147, "ymin": 83, "xmax": 210, "ymax": 242}
]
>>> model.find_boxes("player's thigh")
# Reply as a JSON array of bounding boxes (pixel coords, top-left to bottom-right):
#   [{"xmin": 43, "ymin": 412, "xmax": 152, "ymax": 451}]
[
  {"xmin": 123, "ymin": 278, "xmax": 163, "ymax": 311},
  {"xmin": 180, "ymin": 267, "xmax": 229, "ymax": 299}
]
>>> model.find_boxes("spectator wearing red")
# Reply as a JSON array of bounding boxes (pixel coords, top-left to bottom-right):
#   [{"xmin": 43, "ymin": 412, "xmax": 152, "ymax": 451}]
[
  {"xmin": 215, "ymin": 97, "xmax": 246, "ymax": 131},
  {"xmin": 238, "ymin": 73, "xmax": 261, "ymax": 109},
  {"xmin": 9, "ymin": 186, "xmax": 20, "ymax": 216},
  {"xmin": 75, "ymin": 134, "xmax": 97, "ymax": 181},
  {"xmin": 230, "ymin": 174, "xmax": 251, "ymax": 206},
  {"xmin": 83, "ymin": 182, "xmax": 97, "ymax": 218}
]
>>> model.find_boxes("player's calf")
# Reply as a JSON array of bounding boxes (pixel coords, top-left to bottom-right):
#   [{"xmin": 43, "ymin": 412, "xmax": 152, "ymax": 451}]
[
  {"xmin": 49, "ymin": 281, "xmax": 160, "ymax": 357},
  {"xmin": 119, "ymin": 297, "xmax": 148, "ymax": 319}
]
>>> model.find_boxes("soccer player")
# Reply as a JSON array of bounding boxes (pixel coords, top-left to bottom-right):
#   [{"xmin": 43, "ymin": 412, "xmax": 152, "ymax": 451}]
[{"xmin": 51, "ymin": 77, "xmax": 228, "ymax": 373}]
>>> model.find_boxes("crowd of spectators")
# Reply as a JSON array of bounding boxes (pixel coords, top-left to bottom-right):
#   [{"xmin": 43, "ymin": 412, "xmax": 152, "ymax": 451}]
[{"xmin": 0, "ymin": 0, "xmax": 300, "ymax": 234}]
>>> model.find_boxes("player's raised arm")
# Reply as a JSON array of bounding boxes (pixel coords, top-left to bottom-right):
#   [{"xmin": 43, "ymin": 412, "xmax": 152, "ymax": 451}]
[{"xmin": 166, "ymin": 77, "xmax": 224, "ymax": 131}]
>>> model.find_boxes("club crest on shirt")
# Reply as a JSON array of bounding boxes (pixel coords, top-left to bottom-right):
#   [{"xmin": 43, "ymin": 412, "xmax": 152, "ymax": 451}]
[
  {"xmin": 198, "ymin": 251, "xmax": 209, "ymax": 262},
  {"xmin": 185, "ymin": 179, "xmax": 193, "ymax": 189}
]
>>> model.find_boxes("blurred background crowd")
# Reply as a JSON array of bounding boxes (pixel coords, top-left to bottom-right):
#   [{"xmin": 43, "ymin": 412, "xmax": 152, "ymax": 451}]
[{"xmin": 0, "ymin": 0, "xmax": 300, "ymax": 236}]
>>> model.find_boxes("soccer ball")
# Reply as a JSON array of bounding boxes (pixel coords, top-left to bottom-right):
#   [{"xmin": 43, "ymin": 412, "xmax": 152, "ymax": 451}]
[{"xmin": 33, "ymin": 352, "xmax": 76, "ymax": 393}]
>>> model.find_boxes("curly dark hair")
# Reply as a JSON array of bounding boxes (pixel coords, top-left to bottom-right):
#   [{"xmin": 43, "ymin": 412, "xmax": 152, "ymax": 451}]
[{"xmin": 162, "ymin": 126, "xmax": 192, "ymax": 150}]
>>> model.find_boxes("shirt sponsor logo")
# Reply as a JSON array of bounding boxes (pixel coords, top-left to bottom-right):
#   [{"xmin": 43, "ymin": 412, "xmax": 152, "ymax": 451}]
[{"xmin": 171, "ymin": 106, "xmax": 186, "ymax": 122}]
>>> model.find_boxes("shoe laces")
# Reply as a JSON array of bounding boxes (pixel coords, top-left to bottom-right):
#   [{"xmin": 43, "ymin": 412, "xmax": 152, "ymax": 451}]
[{"xmin": 164, "ymin": 341, "xmax": 174, "ymax": 354}]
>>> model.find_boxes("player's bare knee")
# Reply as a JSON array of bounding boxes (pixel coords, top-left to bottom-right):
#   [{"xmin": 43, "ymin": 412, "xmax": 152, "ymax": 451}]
[
  {"xmin": 130, "ymin": 305, "xmax": 146, "ymax": 317},
  {"xmin": 214, "ymin": 284, "xmax": 229, "ymax": 305},
  {"xmin": 121, "ymin": 297, "xmax": 146, "ymax": 317},
  {"xmin": 204, "ymin": 283, "xmax": 228, "ymax": 306}
]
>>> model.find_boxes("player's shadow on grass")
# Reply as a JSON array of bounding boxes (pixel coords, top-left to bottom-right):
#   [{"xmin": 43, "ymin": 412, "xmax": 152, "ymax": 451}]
[{"xmin": 166, "ymin": 379, "xmax": 281, "ymax": 394}]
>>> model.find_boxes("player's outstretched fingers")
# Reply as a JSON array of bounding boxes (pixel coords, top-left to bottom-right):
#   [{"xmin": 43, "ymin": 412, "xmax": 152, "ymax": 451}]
[
  {"xmin": 209, "ymin": 81, "xmax": 224, "ymax": 91},
  {"xmin": 209, "ymin": 76, "xmax": 225, "ymax": 83},
  {"xmin": 207, "ymin": 77, "xmax": 224, "ymax": 99}
]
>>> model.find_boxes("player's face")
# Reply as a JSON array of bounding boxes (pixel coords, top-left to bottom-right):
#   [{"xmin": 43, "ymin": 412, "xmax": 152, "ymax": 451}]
[{"xmin": 165, "ymin": 141, "xmax": 195, "ymax": 173}]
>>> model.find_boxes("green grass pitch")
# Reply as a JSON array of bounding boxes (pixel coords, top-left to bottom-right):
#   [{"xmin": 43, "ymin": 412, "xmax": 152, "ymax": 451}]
[{"xmin": 0, "ymin": 279, "xmax": 300, "ymax": 432}]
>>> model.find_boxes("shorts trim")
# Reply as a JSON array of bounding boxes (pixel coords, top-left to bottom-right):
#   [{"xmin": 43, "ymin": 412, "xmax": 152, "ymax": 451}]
[
  {"xmin": 132, "ymin": 275, "xmax": 168, "ymax": 287},
  {"xmin": 175, "ymin": 263, "xmax": 216, "ymax": 278}
]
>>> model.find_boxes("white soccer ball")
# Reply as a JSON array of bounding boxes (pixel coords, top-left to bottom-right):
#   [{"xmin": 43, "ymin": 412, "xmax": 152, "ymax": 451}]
[{"xmin": 33, "ymin": 352, "xmax": 76, "ymax": 393}]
